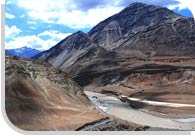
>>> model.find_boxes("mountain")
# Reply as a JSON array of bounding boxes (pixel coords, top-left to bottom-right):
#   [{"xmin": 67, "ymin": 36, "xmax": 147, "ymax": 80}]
[
  {"xmin": 88, "ymin": 2, "xmax": 195, "ymax": 54},
  {"xmin": 6, "ymin": 46, "xmax": 41, "ymax": 58},
  {"xmin": 5, "ymin": 56, "xmax": 104, "ymax": 130},
  {"xmin": 33, "ymin": 2, "xmax": 195, "ymax": 87}
]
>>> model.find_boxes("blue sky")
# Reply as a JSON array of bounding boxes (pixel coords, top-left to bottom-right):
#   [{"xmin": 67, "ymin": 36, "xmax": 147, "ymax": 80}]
[{"xmin": 5, "ymin": 0, "xmax": 194, "ymax": 50}]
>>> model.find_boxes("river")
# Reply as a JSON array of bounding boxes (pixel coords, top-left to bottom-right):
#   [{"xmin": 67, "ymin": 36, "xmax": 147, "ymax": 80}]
[{"xmin": 85, "ymin": 91, "xmax": 195, "ymax": 130}]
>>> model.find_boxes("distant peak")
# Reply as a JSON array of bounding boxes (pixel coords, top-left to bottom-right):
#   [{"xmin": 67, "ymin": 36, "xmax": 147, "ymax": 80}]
[
  {"xmin": 125, "ymin": 2, "xmax": 164, "ymax": 10},
  {"xmin": 72, "ymin": 31, "xmax": 87, "ymax": 38},
  {"xmin": 127, "ymin": 2, "xmax": 147, "ymax": 8},
  {"xmin": 75, "ymin": 31, "xmax": 85, "ymax": 35},
  {"xmin": 20, "ymin": 46, "xmax": 33, "ymax": 50},
  {"xmin": 17, "ymin": 46, "xmax": 40, "ymax": 51},
  {"xmin": 122, "ymin": 2, "xmax": 172, "ymax": 15},
  {"xmin": 21, "ymin": 46, "xmax": 29, "ymax": 49}
]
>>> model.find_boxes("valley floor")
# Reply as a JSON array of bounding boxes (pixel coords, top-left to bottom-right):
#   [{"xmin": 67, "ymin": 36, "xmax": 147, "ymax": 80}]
[{"xmin": 84, "ymin": 90, "xmax": 195, "ymax": 130}]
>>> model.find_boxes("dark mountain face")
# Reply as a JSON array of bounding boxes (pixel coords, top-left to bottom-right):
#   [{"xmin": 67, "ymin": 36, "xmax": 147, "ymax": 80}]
[
  {"xmin": 34, "ymin": 2, "xmax": 195, "ymax": 87},
  {"xmin": 89, "ymin": 2, "xmax": 178, "ymax": 36},
  {"xmin": 88, "ymin": 2, "xmax": 195, "ymax": 52},
  {"xmin": 5, "ymin": 46, "xmax": 41, "ymax": 59}
]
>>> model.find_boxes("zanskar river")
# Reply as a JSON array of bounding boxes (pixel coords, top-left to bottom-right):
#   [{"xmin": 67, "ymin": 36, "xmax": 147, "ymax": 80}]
[{"xmin": 85, "ymin": 91, "xmax": 195, "ymax": 131}]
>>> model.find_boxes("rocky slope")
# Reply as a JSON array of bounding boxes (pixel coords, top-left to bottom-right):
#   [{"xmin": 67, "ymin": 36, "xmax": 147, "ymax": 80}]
[
  {"xmin": 33, "ymin": 3, "xmax": 195, "ymax": 80},
  {"xmin": 5, "ymin": 56, "xmax": 104, "ymax": 130},
  {"xmin": 33, "ymin": 31, "xmax": 97, "ymax": 70},
  {"xmin": 88, "ymin": 2, "xmax": 195, "ymax": 55}
]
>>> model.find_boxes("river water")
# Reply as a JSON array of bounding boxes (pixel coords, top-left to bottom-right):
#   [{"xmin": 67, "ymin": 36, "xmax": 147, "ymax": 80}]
[
  {"xmin": 88, "ymin": 96, "xmax": 110, "ymax": 112},
  {"xmin": 171, "ymin": 118, "xmax": 195, "ymax": 123}
]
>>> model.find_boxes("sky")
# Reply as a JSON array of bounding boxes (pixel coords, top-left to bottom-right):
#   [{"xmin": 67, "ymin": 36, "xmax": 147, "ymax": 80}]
[{"xmin": 5, "ymin": 0, "xmax": 194, "ymax": 50}]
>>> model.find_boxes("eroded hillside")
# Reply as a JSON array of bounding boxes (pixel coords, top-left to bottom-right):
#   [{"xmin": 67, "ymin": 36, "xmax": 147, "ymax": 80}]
[{"xmin": 5, "ymin": 56, "xmax": 104, "ymax": 130}]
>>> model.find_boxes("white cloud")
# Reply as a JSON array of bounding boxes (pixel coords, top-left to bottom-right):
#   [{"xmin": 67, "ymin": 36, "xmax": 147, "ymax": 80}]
[
  {"xmin": 16, "ymin": 0, "xmax": 123, "ymax": 29},
  {"xmin": 20, "ymin": 14, "xmax": 25, "ymax": 18},
  {"xmin": 56, "ymin": 6, "xmax": 123, "ymax": 29},
  {"xmin": 167, "ymin": 0, "xmax": 195, "ymax": 18},
  {"xmin": 167, "ymin": 3, "xmax": 187, "ymax": 10},
  {"xmin": 5, "ymin": 13, "xmax": 15, "ymax": 19},
  {"xmin": 5, "ymin": 35, "xmax": 57, "ymax": 50},
  {"xmin": 29, "ymin": 26, "xmax": 37, "ymax": 30},
  {"xmin": 176, "ymin": 0, "xmax": 195, "ymax": 17},
  {"xmin": 15, "ymin": 0, "xmax": 194, "ymax": 29},
  {"xmin": 5, "ymin": 25, "xmax": 22, "ymax": 39},
  {"xmin": 27, "ymin": 20, "xmax": 37, "ymax": 25},
  {"xmin": 5, "ymin": 30, "xmax": 72, "ymax": 50},
  {"xmin": 6, "ymin": 0, "xmax": 11, "ymax": 5},
  {"xmin": 38, "ymin": 30, "xmax": 72, "ymax": 40}
]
